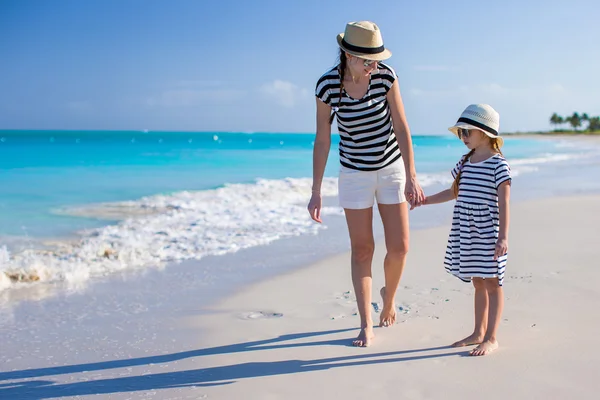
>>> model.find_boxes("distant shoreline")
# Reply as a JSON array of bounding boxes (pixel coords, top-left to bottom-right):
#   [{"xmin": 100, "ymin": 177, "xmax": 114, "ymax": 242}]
[
  {"xmin": 2, "ymin": 129, "xmax": 599, "ymax": 138},
  {"xmin": 503, "ymin": 130, "xmax": 600, "ymax": 136}
]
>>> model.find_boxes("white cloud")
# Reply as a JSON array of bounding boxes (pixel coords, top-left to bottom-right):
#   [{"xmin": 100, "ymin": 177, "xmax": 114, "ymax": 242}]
[{"xmin": 260, "ymin": 80, "xmax": 308, "ymax": 108}]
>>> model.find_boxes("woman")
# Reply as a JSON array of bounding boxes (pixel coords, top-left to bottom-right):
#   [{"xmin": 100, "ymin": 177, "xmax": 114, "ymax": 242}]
[{"xmin": 308, "ymin": 21, "xmax": 424, "ymax": 347}]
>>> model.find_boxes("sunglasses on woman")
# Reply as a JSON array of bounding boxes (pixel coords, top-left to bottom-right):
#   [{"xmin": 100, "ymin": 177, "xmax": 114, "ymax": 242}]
[
  {"xmin": 457, "ymin": 128, "xmax": 473, "ymax": 139},
  {"xmin": 361, "ymin": 58, "xmax": 378, "ymax": 67}
]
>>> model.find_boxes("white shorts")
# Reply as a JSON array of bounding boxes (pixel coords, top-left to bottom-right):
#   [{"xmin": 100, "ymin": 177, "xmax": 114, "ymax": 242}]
[{"xmin": 338, "ymin": 159, "xmax": 407, "ymax": 209}]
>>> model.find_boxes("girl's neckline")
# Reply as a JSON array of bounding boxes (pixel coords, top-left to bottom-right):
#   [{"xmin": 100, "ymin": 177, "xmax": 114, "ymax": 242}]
[
  {"xmin": 468, "ymin": 153, "xmax": 500, "ymax": 165},
  {"xmin": 341, "ymin": 68, "xmax": 373, "ymax": 101}
]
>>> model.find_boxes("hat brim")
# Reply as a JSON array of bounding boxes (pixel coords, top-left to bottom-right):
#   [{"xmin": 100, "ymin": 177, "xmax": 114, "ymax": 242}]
[
  {"xmin": 448, "ymin": 123, "xmax": 504, "ymax": 147},
  {"xmin": 337, "ymin": 34, "xmax": 392, "ymax": 61}
]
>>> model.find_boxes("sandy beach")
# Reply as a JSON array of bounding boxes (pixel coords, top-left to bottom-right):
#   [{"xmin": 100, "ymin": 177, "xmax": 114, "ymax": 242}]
[
  {"xmin": 3, "ymin": 2, "xmax": 600, "ymax": 398},
  {"xmin": 2, "ymin": 193, "xmax": 599, "ymax": 399}
]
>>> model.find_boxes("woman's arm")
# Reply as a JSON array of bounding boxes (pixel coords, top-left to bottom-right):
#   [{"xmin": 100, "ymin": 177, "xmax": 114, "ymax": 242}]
[
  {"xmin": 423, "ymin": 189, "xmax": 455, "ymax": 205},
  {"xmin": 494, "ymin": 181, "xmax": 511, "ymax": 260},
  {"xmin": 307, "ymin": 98, "xmax": 332, "ymax": 223},
  {"xmin": 387, "ymin": 80, "xmax": 425, "ymax": 207}
]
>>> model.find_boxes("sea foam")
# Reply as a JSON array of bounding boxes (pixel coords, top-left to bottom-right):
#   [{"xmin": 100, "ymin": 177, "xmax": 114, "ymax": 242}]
[
  {"xmin": 1, "ymin": 178, "xmax": 340, "ymax": 290},
  {"xmin": 0, "ymin": 152, "xmax": 566, "ymax": 291}
]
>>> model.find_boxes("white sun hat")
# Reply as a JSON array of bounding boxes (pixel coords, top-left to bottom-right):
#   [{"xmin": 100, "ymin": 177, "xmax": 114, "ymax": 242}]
[{"xmin": 448, "ymin": 104, "xmax": 503, "ymax": 146}]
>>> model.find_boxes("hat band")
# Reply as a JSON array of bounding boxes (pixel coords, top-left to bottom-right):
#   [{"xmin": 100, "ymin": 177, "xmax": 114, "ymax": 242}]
[
  {"xmin": 457, "ymin": 117, "xmax": 498, "ymax": 136},
  {"xmin": 341, "ymin": 38, "xmax": 385, "ymax": 55}
]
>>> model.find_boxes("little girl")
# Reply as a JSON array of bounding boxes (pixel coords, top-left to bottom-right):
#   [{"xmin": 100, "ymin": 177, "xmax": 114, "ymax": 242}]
[{"xmin": 423, "ymin": 104, "xmax": 511, "ymax": 356}]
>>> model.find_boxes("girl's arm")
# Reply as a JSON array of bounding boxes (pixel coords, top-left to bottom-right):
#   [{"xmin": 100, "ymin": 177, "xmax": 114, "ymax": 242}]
[
  {"xmin": 423, "ymin": 188, "xmax": 455, "ymax": 205},
  {"xmin": 307, "ymin": 98, "xmax": 332, "ymax": 223},
  {"xmin": 494, "ymin": 181, "xmax": 511, "ymax": 260},
  {"xmin": 386, "ymin": 81, "xmax": 425, "ymax": 207}
]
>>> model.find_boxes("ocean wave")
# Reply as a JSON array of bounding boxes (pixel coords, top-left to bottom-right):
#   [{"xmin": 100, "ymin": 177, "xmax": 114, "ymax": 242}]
[
  {"xmin": 1, "ymin": 178, "xmax": 341, "ymax": 291},
  {"xmin": 510, "ymin": 153, "xmax": 579, "ymax": 166},
  {"xmin": 0, "ymin": 170, "xmax": 494, "ymax": 291},
  {"xmin": 0, "ymin": 150, "xmax": 577, "ymax": 291},
  {"xmin": 417, "ymin": 173, "xmax": 453, "ymax": 187}
]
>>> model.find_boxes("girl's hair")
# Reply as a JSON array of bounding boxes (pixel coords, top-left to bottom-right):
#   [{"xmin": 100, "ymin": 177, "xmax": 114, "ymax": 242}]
[
  {"xmin": 329, "ymin": 49, "xmax": 347, "ymax": 125},
  {"xmin": 451, "ymin": 134, "xmax": 504, "ymax": 198},
  {"xmin": 490, "ymin": 137, "xmax": 503, "ymax": 156},
  {"xmin": 451, "ymin": 149, "xmax": 475, "ymax": 198}
]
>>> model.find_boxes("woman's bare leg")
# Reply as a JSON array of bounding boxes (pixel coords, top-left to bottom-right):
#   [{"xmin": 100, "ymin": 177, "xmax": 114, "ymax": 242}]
[
  {"xmin": 377, "ymin": 202, "xmax": 409, "ymax": 327},
  {"xmin": 344, "ymin": 207, "xmax": 375, "ymax": 347}
]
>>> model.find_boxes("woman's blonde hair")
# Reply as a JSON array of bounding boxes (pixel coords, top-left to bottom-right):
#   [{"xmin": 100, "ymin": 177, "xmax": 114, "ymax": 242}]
[{"xmin": 451, "ymin": 134, "xmax": 504, "ymax": 198}]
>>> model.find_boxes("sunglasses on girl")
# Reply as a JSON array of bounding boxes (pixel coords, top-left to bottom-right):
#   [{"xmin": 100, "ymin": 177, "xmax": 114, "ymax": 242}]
[{"xmin": 457, "ymin": 128, "xmax": 473, "ymax": 139}]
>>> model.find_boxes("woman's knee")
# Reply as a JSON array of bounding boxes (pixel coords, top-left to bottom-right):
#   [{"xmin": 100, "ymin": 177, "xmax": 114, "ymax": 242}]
[
  {"xmin": 351, "ymin": 241, "xmax": 375, "ymax": 263},
  {"xmin": 386, "ymin": 238, "xmax": 409, "ymax": 259}
]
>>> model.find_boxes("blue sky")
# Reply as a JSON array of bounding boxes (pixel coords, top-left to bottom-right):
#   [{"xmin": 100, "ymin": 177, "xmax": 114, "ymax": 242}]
[{"xmin": 1, "ymin": 0, "xmax": 598, "ymax": 134}]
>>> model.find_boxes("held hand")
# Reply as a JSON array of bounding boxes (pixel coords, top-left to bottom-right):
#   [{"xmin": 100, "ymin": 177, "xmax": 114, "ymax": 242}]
[
  {"xmin": 307, "ymin": 193, "xmax": 323, "ymax": 223},
  {"xmin": 405, "ymin": 178, "xmax": 425, "ymax": 210},
  {"xmin": 494, "ymin": 237, "xmax": 508, "ymax": 260}
]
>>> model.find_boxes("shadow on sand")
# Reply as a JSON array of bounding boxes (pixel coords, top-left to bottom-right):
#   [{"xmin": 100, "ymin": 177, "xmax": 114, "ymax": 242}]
[{"xmin": 0, "ymin": 328, "xmax": 464, "ymax": 399}]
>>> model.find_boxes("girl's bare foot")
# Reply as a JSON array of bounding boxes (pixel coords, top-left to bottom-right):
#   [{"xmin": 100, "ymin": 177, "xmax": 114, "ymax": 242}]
[
  {"xmin": 451, "ymin": 333, "xmax": 484, "ymax": 347},
  {"xmin": 470, "ymin": 339, "xmax": 498, "ymax": 356},
  {"xmin": 379, "ymin": 287, "xmax": 396, "ymax": 327},
  {"xmin": 352, "ymin": 326, "xmax": 374, "ymax": 347}
]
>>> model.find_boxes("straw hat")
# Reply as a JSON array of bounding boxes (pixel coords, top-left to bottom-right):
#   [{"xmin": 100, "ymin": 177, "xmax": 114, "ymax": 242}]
[
  {"xmin": 448, "ymin": 104, "xmax": 503, "ymax": 146},
  {"xmin": 337, "ymin": 21, "xmax": 392, "ymax": 61}
]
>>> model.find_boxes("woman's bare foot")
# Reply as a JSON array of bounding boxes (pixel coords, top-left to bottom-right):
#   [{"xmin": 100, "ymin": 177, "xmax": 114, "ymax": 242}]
[
  {"xmin": 470, "ymin": 339, "xmax": 498, "ymax": 356},
  {"xmin": 451, "ymin": 333, "xmax": 484, "ymax": 347},
  {"xmin": 352, "ymin": 326, "xmax": 374, "ymax": 347},
  {"xmin": 379, "ymin": 287, "xmax": 396, "ymax": 327}
]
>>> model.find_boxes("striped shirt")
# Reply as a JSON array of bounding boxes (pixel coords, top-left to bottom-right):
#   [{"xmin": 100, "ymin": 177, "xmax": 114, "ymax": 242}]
[{"xmin": 315, "ymin": 63, "xmax": 400, "ymax": 171}]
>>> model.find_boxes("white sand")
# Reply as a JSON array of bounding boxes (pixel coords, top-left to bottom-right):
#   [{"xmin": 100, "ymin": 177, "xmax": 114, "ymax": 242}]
[
  {"xmin": 1, "ymin": 195, "xmax": 599, "ymax": 399},
  {"xmin": 174, "ymin": 195, "xmax": 600, "ymax": 399}
]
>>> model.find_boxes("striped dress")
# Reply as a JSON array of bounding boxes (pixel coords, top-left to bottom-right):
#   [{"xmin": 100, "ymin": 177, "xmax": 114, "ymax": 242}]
[
  {"xmin": 315, "ymin": 63, "xmax": 400, "ymax": 171},
  {"xmin": 444, "ymin": 154, "xmax": 512, "ymax": 285}
]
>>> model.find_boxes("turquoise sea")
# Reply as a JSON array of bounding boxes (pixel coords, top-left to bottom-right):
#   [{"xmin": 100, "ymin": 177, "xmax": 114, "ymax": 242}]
[{"xmin": 0, "ymin": 130, "xmax": 599, "ymax": 295}]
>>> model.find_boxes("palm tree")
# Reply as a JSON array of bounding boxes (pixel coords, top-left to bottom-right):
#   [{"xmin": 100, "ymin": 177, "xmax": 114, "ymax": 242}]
[
  {"xmin": 588, "ymin": 116, "xmax": 600, "ymax": 132},
  {"xmin": 550, "ymin": 113, "xmax": 563, "ymax": 130},
  {"xmin": 568, "ymin": 112, "xmax": 581, "ymax": 131}
]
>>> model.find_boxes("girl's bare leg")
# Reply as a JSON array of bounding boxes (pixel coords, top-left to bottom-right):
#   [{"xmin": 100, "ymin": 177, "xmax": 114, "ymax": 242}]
[
  {"xmin": 471, "ymin": 278, "xmax": 503, "ymax": 356},
  {"xmin": 452, "ymin": 277, "xmax": 488, "ymax": 347}
]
